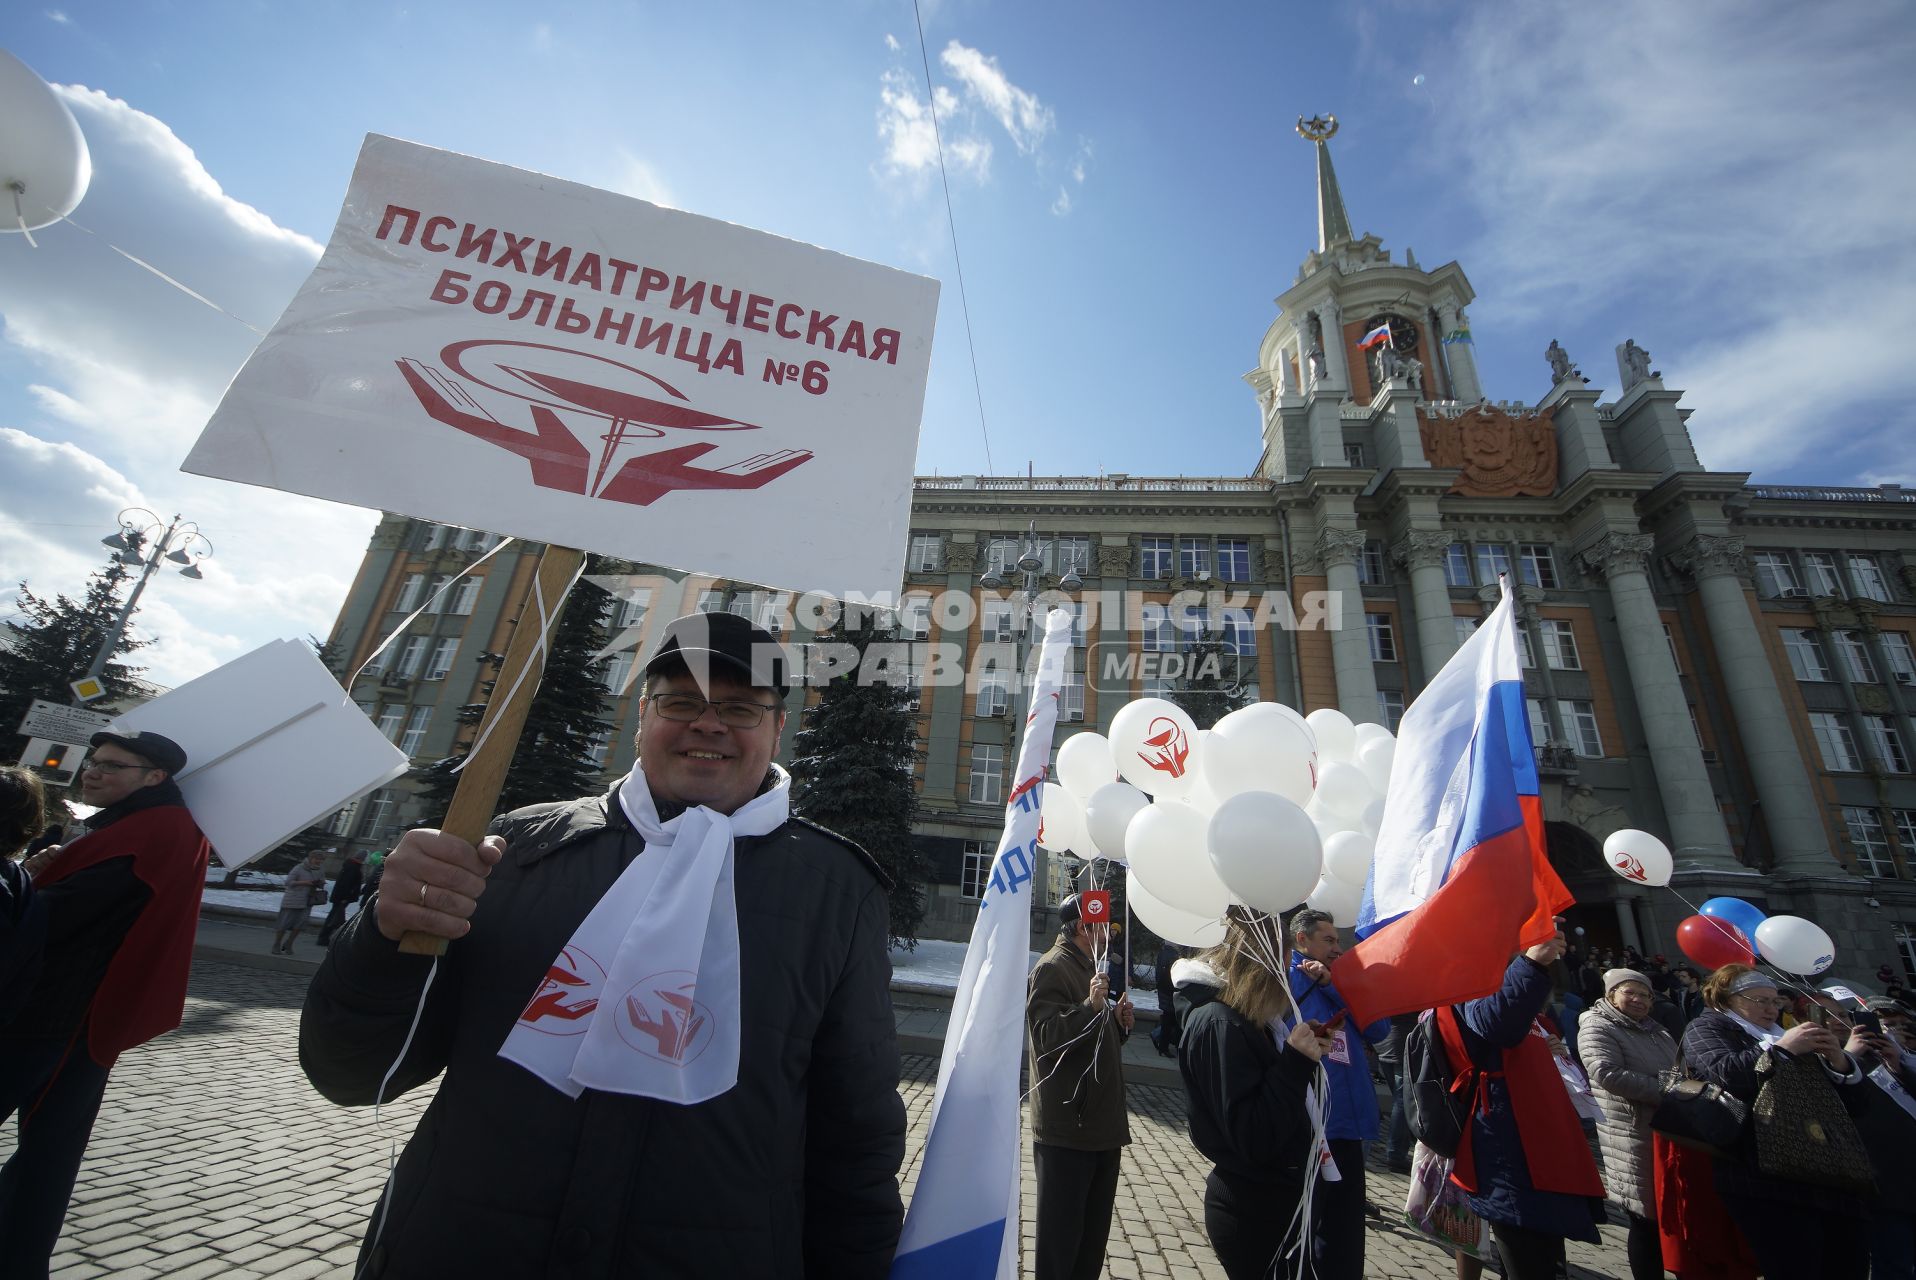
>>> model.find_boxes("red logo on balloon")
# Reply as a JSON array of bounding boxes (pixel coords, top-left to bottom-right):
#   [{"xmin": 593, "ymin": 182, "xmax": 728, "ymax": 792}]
[
  {"xmin": 398, "ymin": 339, "xmax": 812, "ymax": 505},
  {"xmin": 1138, "ymin": 717, "xmax": 1190, "ymax": 778},
  {"xmin": 1612, "ymin": 853, "xmax": 1648, "ymax": 883},
  {"xmin": 1079, "ymin": 891, "xmax": 1111, "ymax": 923}
]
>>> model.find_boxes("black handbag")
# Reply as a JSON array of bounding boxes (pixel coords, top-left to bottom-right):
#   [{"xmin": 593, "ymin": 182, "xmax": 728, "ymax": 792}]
[
  {"xmin": 1651, "ymin": 1074, "xmax": 1747, "ymax": 1155},
  {"xmin": 1750, "ymin": 1048, "xmax": 1875, "ymax": 1194}
]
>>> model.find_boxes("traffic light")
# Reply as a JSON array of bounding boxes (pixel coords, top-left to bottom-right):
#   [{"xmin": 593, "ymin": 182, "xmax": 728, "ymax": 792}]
[
  {"xmin": 40, "ymin": 743, "xmax": 69, "ymax": 771},
  {"xmin": 19, "ymin": 737, "xmax": 83, "ymax": 787}
]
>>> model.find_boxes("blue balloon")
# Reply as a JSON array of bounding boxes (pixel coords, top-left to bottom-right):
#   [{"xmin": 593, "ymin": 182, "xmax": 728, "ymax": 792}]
[{"xmin": 1698, "ymin": 896, "xmax": 1767, "ymax": 951}]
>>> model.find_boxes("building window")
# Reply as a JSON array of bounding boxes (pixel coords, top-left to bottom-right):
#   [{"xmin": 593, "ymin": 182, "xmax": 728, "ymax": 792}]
[
  {"xmin": 603, "ymin": 652, "xmax": 636, "ymax": 694},
  {"xmin": 1060, "ymin": 601, "xmax": 1089, "ymax": 647},
  {"xmin": 612, "ymin": 589, "xmax": 651, "ymax": 630},
  {"xmin": 1376, "ymin": 690, "xmax": 1405, "ymax": 731},
  {"xmin": 1849, "ymin": 553, "xmax": 1892, "ymax": 602},
  {"xmin": 447, "ymin": 576, "xmax": 481, "ymax": 616},
  {"xmin": 1474, "ymin": 544, "xmax": 1513, "ymax": 587},
  {"xmin": 376, "ymin": 705, "xmax": 404, "ymax": 742},
  {"xmin": 1367, "ymin": 613, "xmax": 1397, "ymax": 662},
  {"xmin": 424, "ymin": 638, "xmax": 458, "ymax": 681},
  {"xmin": 1140, "ymin": 536, "xmax": 1173, "ymax": 579},
  {"xmin": 1050, "ymin": 536, "xmax": 1091, "ymax": 577},
  {"xmin": 1178, "ymin": 605, "xmax": 1211, "ymax": 652},
  {"xmin": 1865, "ymin": 715, "xmax": 1909, "ymax": 772},
  {"xmin": 1538, "ymin": 619, "xmax": 1581, "ymax": 670},
  {"xmin": 1454, "ymin": 616, "xmax": 1479, "ymax": 647},
  {"xmin": 1564, "ymin": 701, "xmax": 1603, "ymax": 757},
  {"xmin": 398, "ymin": 706, "xmax": 432, "ymax": 756},
  {"xmin": 969, "ymin": 744, "xmax": 1004, "ymax": 805},
  {"xmin": 1518, "ymin": 627, "xmax": 1535, "ymax": 669},
  {"xmin": 984, "ymin": 536, "xmax": 1020, "ymax": 575},
  {"xmin": 1884, "ymin": 632, "xmax": 1916, "ymax": 684},
  {"xmin": 357, "ymin": 789, "xmax": 396, "ymax": 840},
  {"xmin": 1753, "ymin": 552, "xmax": 1801, "ymax": 599},
  {"xmin": 1782, "ymin": 629, "xmax": 1833, "ymax": 682},
  {"xmin": 584, "ymin": 730, "xmax": 612, "ymax": 769},
  {"xmin": 391, "ymin": 636, "xmax": 427, "ymax": 679},
  {"xmin": 1689, "ymin": 703, "xmax": 1708, "ymax": 750},
  {"xmin": 1220, "ymin": 608, "xmax": 1255, "ymax": 657},
  {"xmin": 422, "ymin": 524, "xmax": 450, "ymax": 551},
  {"xmin": 982, "ymin": 600, "xmax": 1015, "ymax": 643},
  {"xmin": 418, "ymin": 574, "xmax": 453, "ymax": 613},
  {"xmin": 1178, "ymin": 537, "xmax": 1212, "ymax": 579},
  {"xmin": 326, "ymin": 798, "xmax": 360, "ymax": 838},
  {"xmin": 908, "ymin": 534, "xmax": 942, "ymax": 573},
  {"xmin": 1848, "ymin": 807, "xmax": 1895, "ymax": 876},
  {"xmin": 1519, "ymin": 544, "xmax": 1558, "ymax": 590},
  {"xmin": 1810, "ymin": 711, "xmax": 1863, "ymax": 772},
  {"xmin": 1344, "ymin": 442, "xmax": 1368, "ymax": 468},
  {"xmin": 976, "ymin": 671, "xmax": 1010, "ymax": 717},
  {"xmin": 1895, "ymin": 811, "xmax": 1916, "ymax": 876},
  {"xmin": 1216, "ymin": 539, "xmax": 1251, "ymax": 582},
  {"xmin": 1526, "ymin": 697, "xmax": 1553, "ymax": 747},
  {"xmin": 1444, "ymin": 543, "xmax": 1473, "ymax": 588},
  {"xmin": 1358, "ymin": 541, "xmax": 1387, "ymax": 585},
  {"xmin": 1835, "ymin": 631, "xmax": 1878, "ymax": 683},
  {"xmin": 393, "ymin": 573, "xmax": 426, "ymax": 613},
  {"xmin": 695, "ymin": 589, "xmax": 724, "ymax": 613},
  {"xmin": 1141, "ymin": 603, "xmax": 1174, "ymax": 653},
  {"xmin": 1062, "ymin": 669, "xmax": 1085, "ymax": 722},
  {"xmin": 961, "ymin": 840, "xmax": 992, "ymax": 898},
  {"xmin": 1897, "ymin": 923, "xmax": 1916, "ymax": 983},
  {"xmin": 898, "ymin": 595, "xmax": 932, "ymax": 640},
  {"xmin": 1664, "ymin": 623, "xmax": 1682, "ymax": 674},
  {"xmin": 1802, "ymin": 552, "xmax": 1842, "ymax": 597}
]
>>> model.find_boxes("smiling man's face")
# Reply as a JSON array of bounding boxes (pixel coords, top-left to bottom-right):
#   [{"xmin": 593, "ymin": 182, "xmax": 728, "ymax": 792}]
[{"xmin": 635, "ymin": 670, "xmax": 785, "ymax": 815}]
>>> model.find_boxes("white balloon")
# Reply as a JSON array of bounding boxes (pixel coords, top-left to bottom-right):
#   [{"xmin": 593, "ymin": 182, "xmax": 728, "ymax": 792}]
[
  {"xmin": 1353, "ymin": 722, "xmax": 1394, "ymax": 754},
  {"xmin": 1127, "ymin": 878, "xmax": 1227, "ymax": 949},
  {"xmin": 1315, "ymin": 761, "xmax": 1374, "ymax": 819},
  {"xmin": 1128, "ymin": 800, "xmax": 1236, "ymax": 917},
  {"xmin": 1308, "ymin": 796, "xmax": 1362, "ymax": 839},
  {"xmin": 1110, "ymin": 698, "xmax": 1203, "ymax": 798},
  {"xmin": 1039, "ymin": 783, "xmax": 1088, "ymax": 855},
  {"xmin": 1203, "ymin": 720, "xmax": 1315, "ymax": 806},
  {"xmin": 1215, "ymin": 701, "xmax": 1317, "ymax": 752},
  {"xmin": 1356, "ymin": 737, "xmax": 1396, "ymax": 794},
  {"xmin": 0, "ymin": 50, "xmax": 92, "ymax": 232},
  {"xmin": 1083, "ymin": 782, "xmax": 1149, "ymax": 865},
  {"xmin": 1359, "ymin": 799, "xmax": 1386, "ymax": 839},
  {"xmin": 1306, "ymin": 874, "xmax": 1363, "ymax": 927},
  {"xmin": 1056, "ymin": 732, "xmax": 1118, "ymax": 800},
  {"xmin": 1601, "ymin": 829, "xmax": 1673, "ymax": 889},
  {"xmin": 1306, "ymin": 708, "xmax": 1358, "ymax": 762},
  {"xmin": 1754, "ymin": 915, "xmax": 1836, "ymax": 976},
  {"xmin": 1323, "ymin": 831, "xmax": 1375, "ymax": 889},
  {"xmin": 1207, "ymin": 790, "xmax": 1322, "ymax": 915}
]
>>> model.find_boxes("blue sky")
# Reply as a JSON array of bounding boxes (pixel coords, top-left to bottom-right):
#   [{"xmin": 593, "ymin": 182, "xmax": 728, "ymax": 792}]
[{"xmin": 2, "ymin": 1, "xmax": 1912, "ymax": 686}]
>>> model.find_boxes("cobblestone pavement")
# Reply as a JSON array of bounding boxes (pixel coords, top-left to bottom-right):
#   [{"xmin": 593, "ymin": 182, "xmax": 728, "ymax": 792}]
[{"xmin": 10, "ymin": 959, "xmax": 1639, "ymax": 1278}]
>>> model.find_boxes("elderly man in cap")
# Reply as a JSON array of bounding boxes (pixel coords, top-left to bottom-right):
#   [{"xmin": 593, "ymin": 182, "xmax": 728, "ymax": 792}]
[
  {"xmin": 2, "ymin": 729, "xmax": 210, "ymax": 1275},
  {"xmin": 301, "ymin": 612, "xmax": 907, "ymax": 1279}
]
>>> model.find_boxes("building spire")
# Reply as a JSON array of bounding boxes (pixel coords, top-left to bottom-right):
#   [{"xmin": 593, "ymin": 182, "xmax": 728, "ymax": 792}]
[{"xmin": 1296, "ymin": 114, "xmax": 1352, "ymax": 251}]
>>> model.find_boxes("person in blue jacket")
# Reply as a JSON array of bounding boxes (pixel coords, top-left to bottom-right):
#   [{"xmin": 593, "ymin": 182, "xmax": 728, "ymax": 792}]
[{"xmin": 1287, "ymin": 907, "xmax": 1389, "ymax": 1280}]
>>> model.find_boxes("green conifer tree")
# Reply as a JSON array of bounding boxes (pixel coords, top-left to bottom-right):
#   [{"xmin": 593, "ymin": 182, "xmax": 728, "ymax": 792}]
[{"xmin": 0, "ymin": 553, "xmax": 149, "ymax": 758}]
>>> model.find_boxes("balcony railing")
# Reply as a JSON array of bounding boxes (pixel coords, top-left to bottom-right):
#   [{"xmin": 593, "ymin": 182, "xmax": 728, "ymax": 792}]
[
  {"xmin": 914, "ymin": 475, "xmax": 1269, "ymax": 493},
  {"xmin": 1749, "ymin": 484, "xmax": 1916, "ymax": 503}
]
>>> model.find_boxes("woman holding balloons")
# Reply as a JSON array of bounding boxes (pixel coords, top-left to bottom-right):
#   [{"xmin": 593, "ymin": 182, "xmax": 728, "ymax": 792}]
[{"xmin": 1678, "ymin": 963, "xmax": 1874, "ymax": 1278}]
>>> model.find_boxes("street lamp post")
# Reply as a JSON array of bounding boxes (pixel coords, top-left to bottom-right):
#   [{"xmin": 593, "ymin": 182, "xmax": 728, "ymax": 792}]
[{"xmin": 84, "ymin": 509, "xmax": 212, "ymax": 699}]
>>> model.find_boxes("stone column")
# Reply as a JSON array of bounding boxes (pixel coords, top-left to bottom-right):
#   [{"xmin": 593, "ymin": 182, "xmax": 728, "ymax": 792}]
[
  {"xmin": 1578, "ymin": 532, "xmax": 1737, "ymax": 869},
  {"xmin": 1392, "ymin": 530, "xmax": 1460, "ymax": 681},
  {"xmin": 1436, "ymin": 296, "xmax": 1482, "ymax": 402},
  {"xmin": 1613, "ymin": 898, "xmax": 1643, "ymax": 953},
  {"xmin": 1678, "ymin": 535, "xmax": 1838, "ymax": 873},
  {"xmin": 1315, "ymin": 527, "xmax": 1380, "ymax": 724},
  {"xmin": 1316, "ymin": 299, "xmax": 1351, "ymax": 393}
]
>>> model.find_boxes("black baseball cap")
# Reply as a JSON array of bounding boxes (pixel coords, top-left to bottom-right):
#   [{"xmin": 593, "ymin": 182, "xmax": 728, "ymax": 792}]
[
  {"xmin": 88, "ymin": 730, "xmax": 188, "ymax": 776},
  {"xmin": 1059, "ymin": 893, "xmax": 1084, "ymax": 924},
  {"xmin": 643, "ymin": 611, "xmax": 792, "ymax": 696}
]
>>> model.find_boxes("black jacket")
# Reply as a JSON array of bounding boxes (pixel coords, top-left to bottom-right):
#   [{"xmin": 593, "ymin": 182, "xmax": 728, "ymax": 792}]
[
  {"xmin": 328, "ymin": 859, "xmax": 364, "ymax": 906},
  {"xmin": 1175, "ymin": 977, "xmax": 1318, "ymax": 1191},
  {"xmin": 300, "ymin": 784, "xmax": 907, "ymax": 1279}
]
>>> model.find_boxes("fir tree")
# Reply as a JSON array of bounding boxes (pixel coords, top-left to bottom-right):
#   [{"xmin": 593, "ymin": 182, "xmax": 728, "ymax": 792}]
[
  {"xmin": 414, "ymin": 565, "xmax": 616, "ymax": 824},
  {"xmin": 0, "ymin": 553, "xmax": 149, "ymax": 757},
  {"xmin": 1176, "ymin": 634, "xmax": 1249, "ymax": 729},
  {"xmin": 789, "ymin": 612, "xmax": 928, "ymax": 948}
]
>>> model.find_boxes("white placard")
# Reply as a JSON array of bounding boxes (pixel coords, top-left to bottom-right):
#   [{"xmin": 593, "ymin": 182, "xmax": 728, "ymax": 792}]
[
  {"xmin": 108, "ymin": 639, "xmax": 411, "ymax": 868},
  {"xmin": 17, "ymin": 698, "xmax": 112, "ymax": 745},
  {"xmin": 184, "ymin": 134, "xmax": 939, "ymax": 600}
]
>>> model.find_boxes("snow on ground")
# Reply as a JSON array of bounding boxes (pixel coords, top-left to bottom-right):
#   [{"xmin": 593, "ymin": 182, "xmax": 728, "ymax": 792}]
[
  {"xmin": 889, "ymin": 938, "xmax": 1159, "ymax": 1012},
  {"xmin": 202, "ymin": 886, "xmax": 337, "ymax": 921}
]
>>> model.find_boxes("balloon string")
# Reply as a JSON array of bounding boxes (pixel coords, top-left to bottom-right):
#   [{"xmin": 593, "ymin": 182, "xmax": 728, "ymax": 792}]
[
  {"xmin": 9, "ymin": 185, "xmax": 38, "ymax": 249},
  {"xmin": 51, "ymin": 210, "xmax": 268, "ymax": 335}
]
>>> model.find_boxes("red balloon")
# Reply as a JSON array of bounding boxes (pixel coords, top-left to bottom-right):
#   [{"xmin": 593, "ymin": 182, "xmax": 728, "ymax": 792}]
[{"xmin": 1676, "ymin": 914, "xmax": 1755, "ymax": 970}]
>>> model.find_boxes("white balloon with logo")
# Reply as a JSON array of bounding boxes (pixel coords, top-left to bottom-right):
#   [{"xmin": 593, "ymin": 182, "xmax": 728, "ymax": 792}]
[
  {"xmin": 1306, "ymin": 707, "xmax": 1358, "ymax": 762},
  {"xmin": 1601, "ymin": 829, "xmax": 1673, "ymax": 889},
  {"xmin": 1126, "ymin": 799, "xmax": 1234, "ymax": 918},
  {"xmin": 1207, "ymin": 790, "xmax": 1321, "ymax": 915},
  {"xmin": 1056, "ymin": 731, "xmax": 1118, "ymax": 801},
  {"xmin": 1128, "ymin": 878, "xmax": 1227, "ymax": 949},
  {"xmin": 1038, "ymin": 783, "xmax": 1088, "ymax": 856},
  {"xmin": 1082, "ymin": 781, "xmax": 1149, "ymax": 865},
  {"xmin": 1754, "ymin": 915, "xmax": 1836, "ymax": 976},
  {"xmin": 1109, "ymin": 698, "xmax": 1202, "ymax": 800}
]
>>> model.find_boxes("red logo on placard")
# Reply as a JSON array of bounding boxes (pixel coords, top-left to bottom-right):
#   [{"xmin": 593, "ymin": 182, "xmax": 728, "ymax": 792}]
[
  {"xmin": 397, "ymin": 340, "xmax": 813, "ymax": 505},
  {"xmin": 616, "ymin": 970, "xmax": 716, "ymax": 1066},
  {"xmin": 517, "ymin": 945, "xmax": 605, "ymax": 1034},
  {"xmin": 1612, "ymin": 853, "xmax": 1648, "ymax": 883},
  {"xmin": 1137, "ymin": 717, "xmax": 1190, "ymax": 778},
  {"xmin": 1079, "ymin": 891, "xmax": 1111, "ymax": 923}
]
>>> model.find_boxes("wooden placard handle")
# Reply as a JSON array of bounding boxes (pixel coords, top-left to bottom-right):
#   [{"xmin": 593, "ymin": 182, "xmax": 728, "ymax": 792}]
[{"xmin": 397, "ymin": 544, "xmax": 587, "ymax": 956}]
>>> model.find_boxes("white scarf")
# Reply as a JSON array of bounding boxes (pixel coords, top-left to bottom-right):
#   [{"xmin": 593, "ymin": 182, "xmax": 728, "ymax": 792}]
[
  {"xmin": 497, "ymin": 764, "xmax": 790, "ymax": 1104},
  {"xmin": 1725, "ymin": 1010, "xmax": 1784, "ymax": 1048}
]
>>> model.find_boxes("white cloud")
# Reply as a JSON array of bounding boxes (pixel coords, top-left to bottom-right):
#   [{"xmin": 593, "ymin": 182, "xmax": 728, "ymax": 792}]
[
  {"xmin": 877, "ymin": 70, "xmax": 990, "ymax": 182},
  {"xmin": 1424, "ymin": 1, "xmax": 1916, "ymax": 480},
  {"xmin": 1051, "ymin": 188, "xmax": 1071, "ymax": 217},
  {"xmin": 884, "ymin": 33, "xmax": 901, "ymax": 53},
  {"xmin": 938, "ymin": 41, "xmax": 1053, "ymax": 155},
  {"xmin": 45, "ymin": 9, "xmax": 69, "ymax": 23},
  {"xmin": 0, "ymin": 87, "xmax": 374, "ymax": 687},
  {"xmin": 605, "ymin": 150, "xmax": 676, "ymax": 209}
]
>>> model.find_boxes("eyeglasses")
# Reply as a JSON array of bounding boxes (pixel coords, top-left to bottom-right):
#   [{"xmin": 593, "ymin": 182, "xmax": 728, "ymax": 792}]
[
  {"xmin": 646, "ymin": 693, "xmax": 779, "ymax": 728},
  {"xmin": 1731, "ymin": 993, "xmax": 1788, "ymax": 1009},
  {"xmin": 81, "ymin": 756, "xmax": 154, "ymax": 775}
]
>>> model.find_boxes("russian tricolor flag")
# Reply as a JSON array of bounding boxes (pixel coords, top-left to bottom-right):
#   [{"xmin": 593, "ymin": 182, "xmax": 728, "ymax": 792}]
[
  {"xmin": 1357, "ymin": 321, "xmax": 1393, "ymax": 350},
  {"xmin": 1330, "ymin": 579, "xmax": 1573, "ymax": 1024}
]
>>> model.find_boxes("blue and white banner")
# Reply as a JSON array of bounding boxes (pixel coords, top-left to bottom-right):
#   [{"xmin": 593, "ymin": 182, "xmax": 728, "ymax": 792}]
[{"xmin": 890, "ymin": 607, "xmax": 1074, "ymax": 1280}]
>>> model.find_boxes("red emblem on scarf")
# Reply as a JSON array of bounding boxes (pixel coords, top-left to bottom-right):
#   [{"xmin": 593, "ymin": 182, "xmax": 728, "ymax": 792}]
[
  {"xmin": 617, "ymin": 970, "xmax": 717, "ymax": 1065},
  {"xmin": 517, "ymin": 945, "xmax": 606, "ymax": 1035}
]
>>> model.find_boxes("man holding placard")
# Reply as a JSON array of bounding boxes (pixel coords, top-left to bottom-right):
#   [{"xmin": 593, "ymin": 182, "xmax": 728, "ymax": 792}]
[
  {"xmin": 2, "ymin": 729, "xmax": 210, "ymax": 1273},
  {"xmin": 301, "ymin": 612, "xmax": 907, "ymax": 1278}
]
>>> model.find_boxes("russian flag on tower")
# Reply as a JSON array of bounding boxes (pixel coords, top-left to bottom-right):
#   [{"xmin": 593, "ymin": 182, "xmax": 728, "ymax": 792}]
[{"xmin": 1357, "ymin": 321, "xmax": 1393, "ymax": 350}]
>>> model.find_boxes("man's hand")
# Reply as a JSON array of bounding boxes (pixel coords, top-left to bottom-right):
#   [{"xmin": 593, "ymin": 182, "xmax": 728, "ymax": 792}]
[
  {"xmin": 1085, "ymin": 973, "xmax": 1109, "ymax": 1008},
  {"xmin": 1286, "ymin": 1020, "xmax": 1335, "ymax": 1062},
  {"xmin": 1524, "ymin": 933, "xmax": 1568, "ymax": 966},
  {"xmin": 1115, "ymin": 994, "xmax": 1135, "ymax": 1032},
  {"xmin": 374, "ymin": 829, "xmax": 504, "ymax": 943},
  {"xmin": 22, "ymin": 847, "xmax": 59, "ymax": 880},
  {"xmin": 1298, "ymin": 958, "xmax": 1331, "ymax": 985}
]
